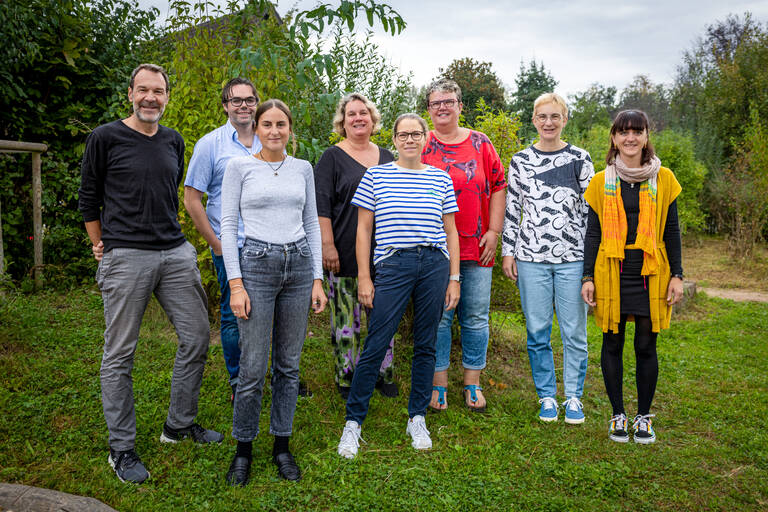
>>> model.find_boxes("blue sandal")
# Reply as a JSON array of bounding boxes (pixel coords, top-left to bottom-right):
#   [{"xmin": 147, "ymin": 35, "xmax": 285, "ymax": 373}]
[
  {"xmin": 431, "ymin": 386, "xmax": 447, "ymax": 412},
  {"xmin": 463, "ymin": 385, "xmax": 487, "ymax": 413}
]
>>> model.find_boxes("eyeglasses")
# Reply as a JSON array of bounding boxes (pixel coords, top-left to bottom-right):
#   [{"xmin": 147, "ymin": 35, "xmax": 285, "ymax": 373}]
[
  {"xmin": 428, "ymin": 99, "xmax": 458, "ymax": 110},
  {"xmin": 226, "ymin": 96, "xmax": 258, "ymax": 107},
  {"xmin": 535, "ymin": 113, "xmax": 563, "ymax": 122},
  {"xmin": 395, "ymin": 131, "xmax": 425, "ymax": 142}
]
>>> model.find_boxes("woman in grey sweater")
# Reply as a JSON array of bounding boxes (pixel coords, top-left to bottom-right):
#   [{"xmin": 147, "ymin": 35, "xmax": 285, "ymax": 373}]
[{"xmin": 221, "ymin": 99, "xmax": 327, "ymax": 486}]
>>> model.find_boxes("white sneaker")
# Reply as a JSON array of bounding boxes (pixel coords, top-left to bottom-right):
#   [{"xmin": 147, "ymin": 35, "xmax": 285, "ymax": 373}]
[
  {"xmin": 406, "ymin": 415, "xmax": 432, "ymax": 450},
  {"xmin": 337, "ymin": 420, "xmax": 363, "ymax": 459}
]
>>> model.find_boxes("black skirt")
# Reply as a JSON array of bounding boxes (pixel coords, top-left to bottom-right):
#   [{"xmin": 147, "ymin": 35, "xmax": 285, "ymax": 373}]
[{"xmin": 620, "ymin": 249, "xmax": 650, "ymax": 317}]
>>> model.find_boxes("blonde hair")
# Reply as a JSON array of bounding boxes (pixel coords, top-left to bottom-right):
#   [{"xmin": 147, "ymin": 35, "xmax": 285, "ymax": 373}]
[
  {"xmin": 332, "ymin": 93, "xmax": 382, "ymax": 137},
  {"xmin": 532, "ymin": 92, "xmax": 568, "ymax": 119}
]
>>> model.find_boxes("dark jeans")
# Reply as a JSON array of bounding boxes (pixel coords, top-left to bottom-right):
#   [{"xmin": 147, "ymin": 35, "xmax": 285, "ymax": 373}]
[
  {"xmin": 345, "ymin": 247, "xmax": 449, "ymax": 424},
  {"xmin": 211, "ymin": 250, "xmax": 240, "ymax": 385},
  {"xmin": 232, "ymin": 238, "xmax": 313, "ymax": 441}
]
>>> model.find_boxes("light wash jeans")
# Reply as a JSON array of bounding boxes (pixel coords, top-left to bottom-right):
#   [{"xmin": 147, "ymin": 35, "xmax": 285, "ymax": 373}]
[
  {"xmin": 232, "ymin": 238, "xmax": 313, "ymax": 441},
  {"xmin": 435, "ymin": 261, "xmax": 492, "ymax": 371},
  {"xmin": 211, "ymin": 250, "xmax": 240, "ymax": 385},
  {"xmin": 516, "ymin": 260, "xmax": 588, "ymax": 399},
  {"xmin": 345, "ymin": 247, "xmax": 449, "ymax": 424},
  {"xmin": 97, "ymin": 242, "xmax": 210, "ymax": 452}
]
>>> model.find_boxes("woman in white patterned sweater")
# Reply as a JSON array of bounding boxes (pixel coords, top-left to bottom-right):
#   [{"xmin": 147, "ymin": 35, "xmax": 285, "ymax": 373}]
[{"xmin": 502, "ymin": 93, "xmax": 594, "ymax": 425}]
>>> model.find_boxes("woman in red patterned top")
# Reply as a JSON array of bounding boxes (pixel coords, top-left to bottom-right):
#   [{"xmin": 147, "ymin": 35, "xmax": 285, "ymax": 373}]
[{"xmin": 421, "ymin": 78, "xmax": 506, "ymax": 412}]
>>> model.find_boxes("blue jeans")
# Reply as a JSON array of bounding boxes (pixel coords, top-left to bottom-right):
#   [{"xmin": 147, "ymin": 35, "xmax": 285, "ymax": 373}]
[
  {"xmin": 435, "ymin": 261, "xmax": 492, "ymax": 371},
  {"xmin": 516, "ymin": 260, "xmax": 588, "ymax": 399},
  {"xmin": 232, "ymin": 238, "xmax": 313, "ymax": 441},
  {"xmin": 345, "ymin": 247, "xmax": 449, "ymax": 424},
  {"xmin": 211, "ymin": 250, "xmax": 240, "ymax": 385}
]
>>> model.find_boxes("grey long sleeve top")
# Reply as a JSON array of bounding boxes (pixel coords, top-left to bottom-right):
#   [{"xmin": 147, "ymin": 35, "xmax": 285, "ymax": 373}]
[{"xmin": 221, "ymin": 155, "xmax": 323, "ymax": 280}]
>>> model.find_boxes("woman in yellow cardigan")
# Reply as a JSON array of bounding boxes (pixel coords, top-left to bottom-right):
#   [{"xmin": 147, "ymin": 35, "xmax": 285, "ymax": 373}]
[{"xmin": 581, "ymin": 110, "xmax": 683, "ymax": 444}]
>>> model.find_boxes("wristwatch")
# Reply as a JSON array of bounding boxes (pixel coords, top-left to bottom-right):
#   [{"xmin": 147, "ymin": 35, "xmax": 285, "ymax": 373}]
[{"xmin": 449, "ymin": 274, "xmax": 460, "ymax": 282}]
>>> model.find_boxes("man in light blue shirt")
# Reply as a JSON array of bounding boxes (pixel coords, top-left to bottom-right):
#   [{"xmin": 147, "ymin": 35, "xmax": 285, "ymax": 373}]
[{"xmin": 184, "ymin": 78, "xmax": 260, "ymax": 398}]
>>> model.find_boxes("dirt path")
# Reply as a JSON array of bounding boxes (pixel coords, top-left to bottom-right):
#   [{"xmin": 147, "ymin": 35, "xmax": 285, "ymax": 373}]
[{"xmin": 699, "ymin": 286, "xmax": 768, "ymax": 303}]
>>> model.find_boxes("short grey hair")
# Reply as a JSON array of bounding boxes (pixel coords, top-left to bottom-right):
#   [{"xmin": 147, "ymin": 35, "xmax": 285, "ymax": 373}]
[
  {"xmin": 332, "ymin": 92, "xmax": 382, "ymax": 137},
  {"xmin": 130, "ymin": 63, "xmax": 169, "ymax": 92},
  {"xmin": 424, "ymin": 78, "xmax": 462, "ymax": 108}
]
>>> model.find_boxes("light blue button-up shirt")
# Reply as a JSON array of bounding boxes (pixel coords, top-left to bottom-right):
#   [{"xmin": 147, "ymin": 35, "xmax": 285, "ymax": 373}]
[{"xmin": 185, "ymin": 121, "xmax": 261, "ymax": 247}]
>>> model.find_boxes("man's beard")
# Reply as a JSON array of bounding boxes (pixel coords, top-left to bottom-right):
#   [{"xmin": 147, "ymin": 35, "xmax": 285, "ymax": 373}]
[{"xmin": 134, "ymin": 101, "xmax": 165, "ymax": 123}]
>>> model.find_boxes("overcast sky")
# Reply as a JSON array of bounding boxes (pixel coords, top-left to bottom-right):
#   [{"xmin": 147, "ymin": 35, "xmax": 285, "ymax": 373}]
[{"xmin": 141, "ymin": 0, "xmax": 768, "ymax": 99}]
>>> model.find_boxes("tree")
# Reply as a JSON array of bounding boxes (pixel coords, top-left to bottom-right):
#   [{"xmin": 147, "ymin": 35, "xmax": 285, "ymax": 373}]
[
  {"xmin": 670, "ymin": 12, "xmax": 768, "ymax": 169},
  {"xmin": 509, "ymin": 59, "xmax": 557, "ymax": 142},
  {"xmin": 668, "ymin": 12, "xmax": 768, "ymax": 248},
  {"xmin": 565, "ymin": 83, "xmax": 616, "ymax": 139},
  {"xmin": 616, "ymin": 75, "xmax": 670, "ymax": 131},
  {"xmin": 437, "ymin": 58, "xmax": 506, "ymax": 125}
]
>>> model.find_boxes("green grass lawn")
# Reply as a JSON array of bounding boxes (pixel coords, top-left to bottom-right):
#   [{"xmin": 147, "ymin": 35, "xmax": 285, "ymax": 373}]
[{"xmin": 1, "ymin": 287, "xmax": 766, "ymax": 511}]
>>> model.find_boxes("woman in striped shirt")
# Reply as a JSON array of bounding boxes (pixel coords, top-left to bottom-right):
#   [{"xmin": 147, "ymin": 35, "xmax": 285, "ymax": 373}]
[{"xmin": 336, "ymin": 113, "xmax": 460, "ymax": 459}]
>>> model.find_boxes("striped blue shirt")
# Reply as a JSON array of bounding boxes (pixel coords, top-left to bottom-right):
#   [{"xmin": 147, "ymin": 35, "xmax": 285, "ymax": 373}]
[{"xmin": 351, "ymin": 161, "xmax": 458, "ymax": 265}]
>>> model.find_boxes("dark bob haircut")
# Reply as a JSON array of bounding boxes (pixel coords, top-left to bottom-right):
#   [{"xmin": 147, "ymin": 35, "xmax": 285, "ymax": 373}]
[{"xmin": 606, "ymin": 109, "xmax": 656, "ymax": 166}]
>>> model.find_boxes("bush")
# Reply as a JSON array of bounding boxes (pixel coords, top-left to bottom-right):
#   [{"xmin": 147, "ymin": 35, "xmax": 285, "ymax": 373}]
[{"xmin": 652, "ymin": 129, "xmax": 707, "ymax": 234}]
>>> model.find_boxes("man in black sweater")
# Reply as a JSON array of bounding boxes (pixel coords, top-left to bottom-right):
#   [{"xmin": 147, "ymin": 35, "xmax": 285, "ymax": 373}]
[{"xmin": 78, "ymin": 63, "xmax": 223, "ymax": 484}]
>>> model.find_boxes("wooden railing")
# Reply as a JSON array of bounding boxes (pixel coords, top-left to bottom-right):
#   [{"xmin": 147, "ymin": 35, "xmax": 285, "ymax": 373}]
[{"xmin": 0, "ymin": 140, "xmax": 48, "ymax": 290}]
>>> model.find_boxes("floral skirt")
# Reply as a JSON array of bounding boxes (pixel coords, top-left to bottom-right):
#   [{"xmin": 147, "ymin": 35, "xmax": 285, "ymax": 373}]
[{"xmin": 327, "ymin": 272, "xmax": 394, "ymax": 387}]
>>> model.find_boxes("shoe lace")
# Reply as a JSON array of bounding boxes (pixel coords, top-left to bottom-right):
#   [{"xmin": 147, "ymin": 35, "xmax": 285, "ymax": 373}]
[
  {"xmin": 409, "ymin": 418, "xmax": 431, "ymax": 440},
  {"xmin": 562, "ymin": 397, "xmax": 583, "ymax": 411},
  {"xmin": 117, "ymin": 450, "xmax": 141, "ymax": 469},
  {"xmin": 340, "ymin": 424, "xmax": 365, "ymax": 450},
  {"xmin": 538, "ymin": 397, "xmax": 558, "ymax": 410},
  {"xmin": 189, "ymin": 423, "xmax": 207, "ymax": 441},
  {"xmin": 610, "ymin": 413, "xmax": 627, "ymax": 431},
  {"xmin": 632, "ymin": 414, "xmax": 655, "ymax": 432}
]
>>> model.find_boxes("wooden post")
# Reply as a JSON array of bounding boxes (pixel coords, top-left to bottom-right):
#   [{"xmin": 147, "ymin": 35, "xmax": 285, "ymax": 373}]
[{"xmin": 31, "ymin": 152, "xmax": 43, "ymax": 290}]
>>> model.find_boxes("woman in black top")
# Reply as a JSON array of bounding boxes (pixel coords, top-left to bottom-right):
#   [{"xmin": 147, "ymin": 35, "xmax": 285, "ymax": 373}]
[
  {"xmin": 315, "ymin": 93, "xmax": 397, "ymax": 399},
  {"xmin": 581, "ymin": 110, "xmax": 684, "ymax": 444}
]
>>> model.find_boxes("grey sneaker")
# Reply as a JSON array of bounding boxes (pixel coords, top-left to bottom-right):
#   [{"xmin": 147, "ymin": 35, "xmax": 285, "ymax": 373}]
[
  {"xmin": 160, "ymin": 422, "xmax": 224, "ymax": 444},
  {"xmin": 108, "ymin": 449, "xmax": 149, "ymax": 484}
]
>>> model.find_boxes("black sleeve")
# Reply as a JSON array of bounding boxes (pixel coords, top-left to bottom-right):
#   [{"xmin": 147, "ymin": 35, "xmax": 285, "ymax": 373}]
[
  {"xmin": 663, "ymin": 199, "xmax": 683, "ymax": 276},
  {"xmin": 583, "ymin": 206, "xmax": 601, "ymax": 278},
  {"xmin": 314, "ymin": 148, "xmax": 335, "ymax": 218},
  {"xmin": 78, "ymin": 129, "xmax": 106, "ymax": 222},
  {"xmin": 380, "ymin": 147, "xmax": 395, "ymax": 164}
]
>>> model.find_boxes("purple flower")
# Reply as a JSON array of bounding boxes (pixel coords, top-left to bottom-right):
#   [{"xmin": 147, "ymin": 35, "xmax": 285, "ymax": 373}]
[{"xmin": 455, "ymin": 159, "xmax": 477, "ymax": 182}]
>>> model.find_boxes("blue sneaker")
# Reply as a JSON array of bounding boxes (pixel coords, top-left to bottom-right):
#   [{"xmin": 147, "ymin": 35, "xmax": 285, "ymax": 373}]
[
  {"xmin": 538, "ymin": 397, "xmax": 558, "ymax": 422},
  {"xmin": 563, "ymin": 397, "xmax": 585, "ymax": 424}
]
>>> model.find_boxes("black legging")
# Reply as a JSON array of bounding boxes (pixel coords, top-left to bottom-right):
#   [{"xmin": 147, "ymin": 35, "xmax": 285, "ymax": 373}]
[{"xmin": 600, "ymin": 315, "xmax": 658, "ymax": 416}]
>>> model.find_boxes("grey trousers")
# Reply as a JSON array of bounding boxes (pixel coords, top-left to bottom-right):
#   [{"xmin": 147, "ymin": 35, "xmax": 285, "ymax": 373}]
[{"xmin": 96, "ymin": 241, "xmax": 210, "ymax": 451}]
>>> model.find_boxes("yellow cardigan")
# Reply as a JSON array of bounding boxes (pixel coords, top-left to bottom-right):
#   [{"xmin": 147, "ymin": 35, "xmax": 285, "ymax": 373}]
[{"xmin": 584, "ymin": 167, "xmax": 681, "ymax": 333}]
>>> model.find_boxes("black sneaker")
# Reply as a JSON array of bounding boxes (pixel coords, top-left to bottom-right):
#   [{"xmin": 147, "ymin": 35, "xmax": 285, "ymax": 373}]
[
  {"xmin": 160, "ymin": 422, "xmax": 224, "ymax": 444},
  {"xmin": 298, "ymin": 380, "xmax": 313, "ymax": 398},
  {"xmin": 108, "ymin": 449, "xmax": 149, "ymax": 484},
  {"xmin": 609, "ymin": 413, "xmax": 629, "ymax": 443},
  {"xmin": 376, "ymin": 378, "xmax": 399, "ymax": 398},
  {"xmin": 632, "ymin": 414, "xmax": 657, "ymax": 444}
]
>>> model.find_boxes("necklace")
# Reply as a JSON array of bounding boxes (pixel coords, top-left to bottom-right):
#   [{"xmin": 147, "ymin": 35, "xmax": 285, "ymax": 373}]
[{"xmin": 257, "ymin": 151, "xmax": 286, "ymax": 176}]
